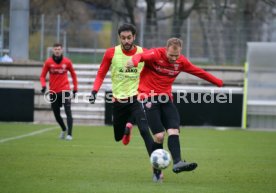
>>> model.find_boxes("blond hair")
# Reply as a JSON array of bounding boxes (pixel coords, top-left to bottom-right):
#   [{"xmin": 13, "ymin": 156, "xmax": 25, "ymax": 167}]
[{"xmin": 166, "ymin": 38, "xmax": 183, "ymax": 49}]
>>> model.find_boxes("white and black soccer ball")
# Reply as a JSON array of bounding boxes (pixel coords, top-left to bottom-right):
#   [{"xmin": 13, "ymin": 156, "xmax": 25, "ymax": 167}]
[{"xmin": 150, "ymin": 149, "xmax": 171, "ymax": 170}]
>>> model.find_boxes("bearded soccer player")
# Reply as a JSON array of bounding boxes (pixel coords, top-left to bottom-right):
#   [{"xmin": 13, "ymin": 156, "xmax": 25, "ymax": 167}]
[
  {"xmin": 126, "ymin": 37, "xmax": 224, "ymax": 182},
  {"xmin": 40, "ymin": 43, "xmax": 78, "ymax": 140},
  {"xmin": 89, "ymin": 24, "xmax": 154, "ymax": 157}
]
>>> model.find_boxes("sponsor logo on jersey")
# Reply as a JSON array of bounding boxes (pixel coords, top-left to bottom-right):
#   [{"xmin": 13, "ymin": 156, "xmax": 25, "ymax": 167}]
[
  {"xmin": 49, "ymin": 63, "xmax": 67, "ymax": 74},
  {"xmin": 153, "ymin": 62, "xmax": 180, "ymax": 76},
  {"xmin": 174, "ymin": 63, "xmax": 179, "ymax": 70},
  {"xmin": 119, "ymin": 68, "xmax": 138, "ymax": 73}
]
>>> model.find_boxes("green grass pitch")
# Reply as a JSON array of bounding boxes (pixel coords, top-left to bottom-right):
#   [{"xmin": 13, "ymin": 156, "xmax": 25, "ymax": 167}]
[{"xmin": 0, "ymin": 123, "xmax": 276, "ymax": 193}]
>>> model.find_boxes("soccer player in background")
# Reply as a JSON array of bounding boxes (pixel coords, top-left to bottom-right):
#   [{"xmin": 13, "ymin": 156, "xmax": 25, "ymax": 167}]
[
  {"xmin": 126, "ymin": 37, "xmax": 224, "ymax": 182},
  {"xmin": 40, "ymin": 43, "xmax": 78, "ymax": 140},
  {"xmin": 89, "ymin": 24, "xmax": 154, "ymax": 157}
]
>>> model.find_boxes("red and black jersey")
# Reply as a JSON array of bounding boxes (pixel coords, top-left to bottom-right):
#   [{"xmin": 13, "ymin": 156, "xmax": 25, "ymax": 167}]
[
  {"xmin": 132, "ymin": 47, "xmax": 223, "ymax": 99},
  {"xmin": 40, "ymin": 56, "xmax": 78, "ymax": 93}
]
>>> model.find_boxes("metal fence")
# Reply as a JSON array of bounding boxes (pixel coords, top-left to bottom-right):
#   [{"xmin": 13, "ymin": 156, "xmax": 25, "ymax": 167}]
[{"xmin": 1, "ymin": 12, "xmax": 276, "ymax": 65}]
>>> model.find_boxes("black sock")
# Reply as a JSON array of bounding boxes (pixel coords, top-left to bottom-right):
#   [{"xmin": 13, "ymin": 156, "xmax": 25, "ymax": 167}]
[
  {"xmin": 52, "ymin": 105, "xmax": 67, "ymax": 132},
  {"xmin": 168, "ymin": 135, "xmax": 181, "ymax": 164},
  {"xmin": 64, "ymin": 103, "xmax": 73, "ymax": 136},
  {"xmin": 136, "ymin": 118, "xmax": 154, "ymax": 156},
  {"xmin": 152, "ymin": 142, "xmax": 163, "ymax": 152}
]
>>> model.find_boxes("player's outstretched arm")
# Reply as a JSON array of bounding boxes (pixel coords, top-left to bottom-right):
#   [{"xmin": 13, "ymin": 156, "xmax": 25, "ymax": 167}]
[
  {"xmin": 182, "ymin": 59, "xmax": 223, "ymax": 87},
  {"xmin": 126, "ymin": 49, "xmax": 155, "ymax": 69}
]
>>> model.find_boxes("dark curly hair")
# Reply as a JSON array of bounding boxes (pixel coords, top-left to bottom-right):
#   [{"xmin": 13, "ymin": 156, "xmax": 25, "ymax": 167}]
[{"xmin": 117, "ymin": 23, "xmax": 137, "ymax": 36}]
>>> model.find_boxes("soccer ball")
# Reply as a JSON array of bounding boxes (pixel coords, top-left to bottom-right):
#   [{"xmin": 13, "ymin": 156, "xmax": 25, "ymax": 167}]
[{"xmin": 150, "ymin": 149, "xmax": 171, "ymax": 170}]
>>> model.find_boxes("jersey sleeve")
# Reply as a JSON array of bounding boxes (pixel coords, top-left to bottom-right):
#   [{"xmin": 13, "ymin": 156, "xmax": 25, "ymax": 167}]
[
  {"xmin": 68, "ymin": 60, "xmax": 78, "ymax": 91},
  {"xmin": 181, "ymin": 57, "xmax": 223, "ymax": 87},
  {"xmin": 40, "ymin": 61, "xmax": 49, "ymax": 87},
  {"xmin": 132, "ymin": 49, "xmax": 155, "ymax": 67},
  {"xmin": 142, "ymin": 48, "xmax": 148, "ymax": 52},
  {"xmin": 92, "ymin": 48, "xmax": 114, "ymax": 92}
]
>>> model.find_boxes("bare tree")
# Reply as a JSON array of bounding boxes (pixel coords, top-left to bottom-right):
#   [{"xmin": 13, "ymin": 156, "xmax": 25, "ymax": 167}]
[
  {"xmin": 0, "ymin": 0, "xmax": 10, "ymax": 14},
  {"xmin": 171, "ymin": 0, "xmax": 202, "ymax": 37},
  {"xmin": 196, "ymin": 0, "xmax": 227, "ymax": 65},
  {"xmin": 195, "ymin": 0, "xmax": 275, "ymax": 65},
  {"xmin": 232, "ymin": 0, "xmax": 275, "ymax": 64},
  {"xmin": 77, "ymin": 0, "xmax": 138, "ymax": 25},
  {"xmin": 23, "ymin": 0, "xmax": 276, "ymax": 63}
]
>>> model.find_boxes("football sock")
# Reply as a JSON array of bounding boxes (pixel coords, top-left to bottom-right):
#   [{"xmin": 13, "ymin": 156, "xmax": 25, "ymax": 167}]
[
  {"xmin": 67, "ymin": 124, "xmax": 72, "ymax": 136},
  {"xmin": 168, "ymin": 135, "xmax": 181, "ymax": 164},
  {"xmin": 64, "ymin": 104, "xmax": 73, "ymax": 136},
  {"xmin": 122, "ymin": 122, "xmax": 133, "ymax": 145},
  {"xmin": 52, "ymin": 106, "xmax": 67, "ymax": 132},
  {"xmin": 56, "ymin": 117, "xmax": 67, "ymax": 132},
  {"xmin": 153, "ymin": 168, "xmax": 162, "ymax": 176},
  {"xmin": 152, "ymin": 142, "xmax": 163, "ymax": 152},
  {"xmin": 125, "ymin": 122, "xmax": 133, "ymax": 135},
  {"xmin": 137, "ymin": 119, "xmax": 154, "ymax": 156}
]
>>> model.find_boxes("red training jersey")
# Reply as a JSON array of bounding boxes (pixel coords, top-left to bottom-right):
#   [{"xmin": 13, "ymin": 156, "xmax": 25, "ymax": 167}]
[
  {"xmin": 40, "ymin": 56, "xmax": 78, "ymax": 93},
  {"xmin": 92, "ymin": 46, "xmax": 147, "ymax": 92},
  {"xmin": 131, "ymin": 47, "xmax": 223, "ymax": 99}
]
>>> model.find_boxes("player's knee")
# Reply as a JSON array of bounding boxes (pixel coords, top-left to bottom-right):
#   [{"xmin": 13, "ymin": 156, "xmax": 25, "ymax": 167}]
[
  {"xmin": 154, "ymin": 132, "xmax": 165, "ymax": 143},
  {"xmin": 167, "ymin": 128, "xmax": 179, "ymax": 135}
]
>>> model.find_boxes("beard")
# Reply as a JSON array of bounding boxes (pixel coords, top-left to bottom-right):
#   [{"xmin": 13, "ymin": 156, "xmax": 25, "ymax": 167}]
[{"xmin": 122, "ymin": 43, "xmax": 133, "ymax": 51}]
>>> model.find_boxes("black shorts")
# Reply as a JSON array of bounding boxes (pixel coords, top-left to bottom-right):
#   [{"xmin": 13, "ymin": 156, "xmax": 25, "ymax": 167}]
[
  {"xmin": 142, "ymin": 95, "xmax": 180, "ymax": 134},
  {"xmin": 50, "ymin": 91, "xmax": 71, "ymax": 108},
  {"xmin": 112, "ymin": 96, "xmax": 146, "ymax": 141}
]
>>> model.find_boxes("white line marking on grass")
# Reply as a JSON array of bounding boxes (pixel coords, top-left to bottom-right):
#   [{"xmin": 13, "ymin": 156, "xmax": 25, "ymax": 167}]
[{"xmin": 0, "ymin": 127, "xmax": 58, "ymax": 144}]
